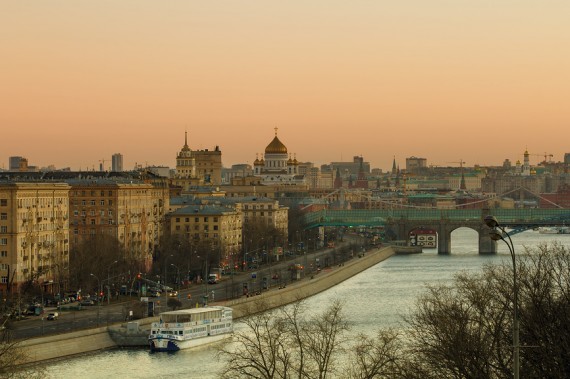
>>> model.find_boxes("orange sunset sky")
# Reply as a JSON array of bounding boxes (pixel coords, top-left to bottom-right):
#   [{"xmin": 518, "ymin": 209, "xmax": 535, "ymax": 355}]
[{"xmin": 1, "ymin": 1, "xmax": 569, "ymax": 172}]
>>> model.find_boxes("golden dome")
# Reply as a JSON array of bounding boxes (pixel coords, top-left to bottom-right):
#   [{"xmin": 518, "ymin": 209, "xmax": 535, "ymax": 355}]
[{"xmin": 265, "ymin": 135, "xmax": 288, "ymax": 154}]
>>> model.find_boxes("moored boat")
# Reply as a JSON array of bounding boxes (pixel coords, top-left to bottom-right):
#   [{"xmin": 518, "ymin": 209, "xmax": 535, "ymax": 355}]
[
  {"xmin": 539, "ymin": 226, "xmax": 570, "ymax": 235},
  {"xmin": 148, "ymin": 306, "xmax": 233, "ymax": 352}
]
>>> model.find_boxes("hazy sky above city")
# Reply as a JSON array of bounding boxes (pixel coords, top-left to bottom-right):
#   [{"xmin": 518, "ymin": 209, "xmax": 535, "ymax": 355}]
[{"xmin": 2, "ymin": 1, "xmax": 569, "ymax": 172}]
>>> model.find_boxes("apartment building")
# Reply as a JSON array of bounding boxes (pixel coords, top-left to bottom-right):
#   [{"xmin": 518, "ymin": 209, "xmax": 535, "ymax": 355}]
[
  {"xmin": 0, "ymin": 182, "xmax": 71, "ymax": 296},
  {"xmin": 168, "ymin": 205, "xmax": 242, "ymax": 269},
  {"xmin": 67, "ymin": 179, "xmax": 157, "ymax": 270}
]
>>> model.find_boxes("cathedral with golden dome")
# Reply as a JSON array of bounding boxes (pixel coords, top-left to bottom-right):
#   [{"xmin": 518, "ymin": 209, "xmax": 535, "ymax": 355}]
[{"xmin": 253, "ymin": 128, "xmax": 306, "ymax": 185}]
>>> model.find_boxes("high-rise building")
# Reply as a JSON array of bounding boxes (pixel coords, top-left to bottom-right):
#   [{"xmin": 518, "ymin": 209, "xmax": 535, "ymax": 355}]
[
  {"xmin": 9, "ymin": 157, "xmax": 23, "ymax": 171},
  {"xmin": 112, "ymin": 153, "xmax": 123, "ymax": 172},
  {"xmin": 0, "ymin": 182, "xmax": 71, "ymax": 296}
]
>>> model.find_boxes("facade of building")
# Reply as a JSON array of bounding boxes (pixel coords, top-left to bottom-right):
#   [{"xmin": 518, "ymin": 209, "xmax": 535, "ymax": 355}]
[
  {"xmin": 406, "ymin": 156, "xmax": 427, "ymax": 173},
  {"xmin": 167, "ymin": 205, "xmax": 242, "ymax": 270},
  {"xmin": 221, "ymin": 164, "xmax": 253, "ymax": 184},
  {"xmin": 324, "ymin": 156, "xmax": 371, "ymax": 179},
  {"xmin": 67, "ymin": 179, "xmax": 157, "ymax": 270},
  {"xmin": 253, "ymin": 129, "xmax": 305, "ymax": 185},
  {"xmin": 112, "ymin": 153, "xmax": 124, "ymax": 172},
  {"xmin": 173, "ymin": 132, "xmax": 223, "ymax": 189},
  {"xmin": 0, "ymin": 182, "xmax": 71, "ymax": 296},
  {"xmin": 9, "ymin": 156, "xmax": 24, "ymax": 171}
]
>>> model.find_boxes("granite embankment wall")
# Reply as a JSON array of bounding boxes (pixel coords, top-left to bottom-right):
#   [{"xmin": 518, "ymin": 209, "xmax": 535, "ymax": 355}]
[{"xmin": 20, "ymin": 246, "xmax": 395, "ymax": 364}]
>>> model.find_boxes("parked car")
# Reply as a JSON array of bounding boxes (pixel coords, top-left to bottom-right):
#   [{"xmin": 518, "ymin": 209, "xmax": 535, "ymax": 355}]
[
  {"xmin": 47, "ymin": 312, "xmax": 59, "ymax": 321},
  {"xmin": 167, "ymin": 290, "xmax": 178, "ymax": 297},
  {"xmin": 80, "ymin": 299, "xmax": 94, "ymax": 306}
]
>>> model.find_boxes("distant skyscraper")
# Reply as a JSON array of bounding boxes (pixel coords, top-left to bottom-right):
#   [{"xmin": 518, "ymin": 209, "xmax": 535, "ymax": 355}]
[
  {"xmin": 112, "ymin": 153, "xmax": 123, "ymax": 172},
  {"xmin": 9, "ymin": 156, "xmax": 23, "ymax": 171}
]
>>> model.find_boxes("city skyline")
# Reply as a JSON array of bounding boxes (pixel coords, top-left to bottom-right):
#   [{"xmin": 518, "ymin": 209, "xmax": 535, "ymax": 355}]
[{"xmin": 2, "ymin": 2, "xmax": 569, "ymax": 171}]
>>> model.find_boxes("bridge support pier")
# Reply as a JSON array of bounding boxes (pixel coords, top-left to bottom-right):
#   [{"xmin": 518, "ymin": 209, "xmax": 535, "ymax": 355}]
[
  {"xmin": 479, "ymin": 232, "xmax": 497, "ymax": 254},
  {"xmin": 437, "ymin": 225, "xmax": 451, "ymax": 254}
]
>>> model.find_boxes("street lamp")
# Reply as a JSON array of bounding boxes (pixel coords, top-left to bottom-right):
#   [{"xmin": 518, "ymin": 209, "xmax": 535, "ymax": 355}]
[
  {"xmin": 107, "ymin": 260, "xmax": 118, "ymax": 305},
  {"xmin": 89, "ymin": 273, "xmax": 101, "ymax": 327},
  {"xmin": 170, "ymin": 263, "xmax": 180, "ymax": 291},
  {"xmin": 484, "ymin": 215, "xmax": 519, "ymax": 379}
]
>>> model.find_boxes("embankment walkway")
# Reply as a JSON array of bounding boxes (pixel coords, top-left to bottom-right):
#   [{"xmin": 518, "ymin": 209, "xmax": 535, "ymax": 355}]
[{"xmin": 19, "ymin": 246, "xmax": 395, "ymax": 364}]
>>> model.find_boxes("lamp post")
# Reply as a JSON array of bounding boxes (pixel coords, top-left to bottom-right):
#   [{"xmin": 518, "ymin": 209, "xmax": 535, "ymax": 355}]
[
  {"xmin": 107, "ymin": 260, "xmax": 118, "ymax": 305},
  {"xmin": 485, "ymin": 215, "xmax": 519, "ymax": 379},
  {"xmin": 170, "ymin": 263, "xmax": 180, "ymax": 291},
  {"xmin": 89, "ymin": 273, "xmax": 101, "ymax": 327}
]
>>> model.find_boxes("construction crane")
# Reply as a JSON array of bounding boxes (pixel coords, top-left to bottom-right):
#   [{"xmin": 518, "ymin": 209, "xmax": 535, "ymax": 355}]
[
  {"xmin": 528, "ymin": 152, "xmax": 553, "ymax": 164},
  {"xmin": 447, "ymin": 159, "xmax": 466, "ymax": 169}
]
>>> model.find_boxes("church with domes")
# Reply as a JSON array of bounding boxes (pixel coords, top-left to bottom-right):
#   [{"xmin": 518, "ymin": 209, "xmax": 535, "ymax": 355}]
[{"xmin": 253, "ymin": 129, "xmax": 306, "ymax": 185}]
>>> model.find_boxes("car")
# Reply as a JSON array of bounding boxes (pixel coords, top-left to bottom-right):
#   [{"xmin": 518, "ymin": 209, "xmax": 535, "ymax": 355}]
[
  {"xmin": 80, "ymin": 299, "xmax": 94, "ymax": 306},
  {"xmin": 47, "ymin": 312, "xmax": 59, "ymax": 321},
  {"xmin": 147, "ymin": 290, "xmax": 161, "ymax": 297},
  {"xmin": 167, "ymin": 290, "xmax": 178, "ymax": 297}
]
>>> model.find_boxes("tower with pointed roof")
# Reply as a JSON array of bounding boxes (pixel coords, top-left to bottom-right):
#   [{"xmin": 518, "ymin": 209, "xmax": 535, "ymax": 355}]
[{"xmin": 174, "ymin": 131, "xmax": 223, "ymax": 189}]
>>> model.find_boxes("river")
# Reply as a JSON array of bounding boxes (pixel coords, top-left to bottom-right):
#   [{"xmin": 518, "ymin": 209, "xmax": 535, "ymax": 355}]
[{"xmin": 44, "ymin": 228, "xmax": 569, "ymax": 379}]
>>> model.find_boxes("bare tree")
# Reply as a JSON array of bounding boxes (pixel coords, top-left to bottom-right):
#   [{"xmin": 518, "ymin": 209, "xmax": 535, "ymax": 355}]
[
  {"xmin": 219, "ymin": 299, "xmax": 358, "ymax": 379},
  {"xmin": 402, "ymin": 242, "xmax": 570, "ymax": 379},
  {"xmin": 0, "ymin": 329, "xmax": 45, "ymax": 379},
  {"xmin": 343, "ymin": 329, "xmax": 404, "ymax": 379}
]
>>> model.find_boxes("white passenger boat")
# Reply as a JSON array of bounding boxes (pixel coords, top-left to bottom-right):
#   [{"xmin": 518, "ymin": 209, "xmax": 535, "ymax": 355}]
[
  {"xmin": 539, "ymin": 226, "xmax": 570, "ymax": 235},
  {"xmin": 148, "ymin": 306, "xmax": 233, "ymax": 352}
]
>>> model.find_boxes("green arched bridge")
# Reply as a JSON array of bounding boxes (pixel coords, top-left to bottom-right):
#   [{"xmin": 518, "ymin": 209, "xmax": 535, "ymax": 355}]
[{"xmin": 303, "ymin": 208, "xmax": 570, "ymax": 254}]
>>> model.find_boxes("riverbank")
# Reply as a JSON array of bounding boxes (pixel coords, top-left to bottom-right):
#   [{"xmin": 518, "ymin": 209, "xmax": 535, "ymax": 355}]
[{"xmin": 19, "ymin": 246, "xmax": 395, "ymax": 364}]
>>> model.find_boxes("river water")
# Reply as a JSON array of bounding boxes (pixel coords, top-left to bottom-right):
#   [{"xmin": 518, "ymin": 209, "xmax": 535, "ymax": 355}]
[{"xmin": 44, "ymin": 229, "xmax": 569, "ymax": 379}]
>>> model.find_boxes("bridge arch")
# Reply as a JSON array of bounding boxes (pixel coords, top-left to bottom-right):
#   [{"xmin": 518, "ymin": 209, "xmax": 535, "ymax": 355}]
[{"xmin": 385, "ymin": 219, "xmax": 497, "ymax": 254}]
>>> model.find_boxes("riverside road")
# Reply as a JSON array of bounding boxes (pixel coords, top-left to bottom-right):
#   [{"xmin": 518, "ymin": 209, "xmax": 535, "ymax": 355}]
[{"xmin": 8, "ymin": 240, "xmax": 362, "ymax": 341}]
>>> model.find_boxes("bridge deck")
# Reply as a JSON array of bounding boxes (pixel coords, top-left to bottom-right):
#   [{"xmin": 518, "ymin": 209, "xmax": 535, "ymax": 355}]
[{"xmin": 303, "ymin": 209, "xmax": 570, "ymax": 228}]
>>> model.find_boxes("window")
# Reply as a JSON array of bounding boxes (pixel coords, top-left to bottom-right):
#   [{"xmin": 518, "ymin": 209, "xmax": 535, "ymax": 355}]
[
  {"xmin": 214, "ymin": 217, "xmax": 218, "ymax": 222},
  {"xmin": 108, "ymin": 210, "xmax": 113, "ymax": 216},
  {"xmin": 204, "ymin": 217, "xmax": 209, "ymax": 222},
  {"xmin": 185, "ymin": 218, "xmax": 189, "ymax": 222},
  {"xmin": 0, "ymin": 238, "xmax": 7, "ymax": 245},
  {"xmin": 176, "ymin": 225, "xmax": 181, "ymax": 231},
  {"xmin": 100, "ymin": 200, "xmax": 105, "ymax": 206},
  {"xmin": 90, "ymin": 200, "xmax": 95, "ymax": 206},
  {"xmin": 74, "ymin": 210, "xmax": 79, "ymax": 216},
  {"xmin": 0, "ymin": 199, "xmax": 7, "ymax": 206},
  {"xmin": 109, "ymin": 200, "xmax": 113, "ymax": 206},
  {"xmin": 176, "ymin": 218, "xmax": 180, "ymax": 223},
  {"xmin": 90, "ymin": 210, "xmax": 95, "ymax": 216},
  {"xmin": 1, "ymin": 277, "xmax": 7, "ymax": 284},
  {"xmin": 90, "ymin": 219, "xmax": 95, "ymax": 225},
  {"xmin": 81, "ymin": 200, "xmax": 86, "ymax": 206},
  {"xmin": 0, "ymin": 213, "xmax": 6, "ymax": 220},
  {"xmin": 0, "ymin": 251, "xmax": 7, "ymax": 257},
  {"xmin": 213, "ymin": 225, "xmax": 218, "ymax": 231},
  {"xmin": 0, "ymin": 226, "xmax": 7, "ymax": 233},
  {"xmin": 81, "ymin": 211, "xmax": 86, "ymax": 216},
  {"xmin": 195, "ymin": 217, "xmax": 199, "ymax": 222}
]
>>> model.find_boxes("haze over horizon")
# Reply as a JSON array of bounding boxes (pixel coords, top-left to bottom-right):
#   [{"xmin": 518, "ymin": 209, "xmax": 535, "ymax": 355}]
[{"xmin": 2, "ymin": 1, "xmax": 569, "ymax": 172}]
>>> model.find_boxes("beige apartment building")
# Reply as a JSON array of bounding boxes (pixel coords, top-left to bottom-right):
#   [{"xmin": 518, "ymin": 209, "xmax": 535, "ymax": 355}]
[
  {"xmin": 168, "ymin": 205, "xmax": 242, "ymax": 270},
  {"xmin": 67, "ymin": 179, "xmax": 158, "ymax": 270},
  {"xmin": 0, "ymin": 182, "xmax": 71, "ymax": 296},
  {"xmin": 239, "ymin": 197, "xmax": 288, "ymax": 238}
]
